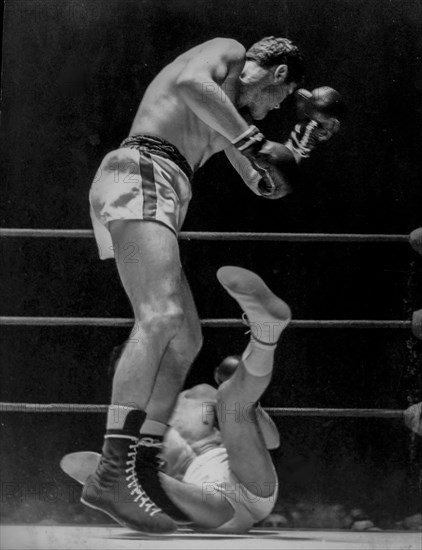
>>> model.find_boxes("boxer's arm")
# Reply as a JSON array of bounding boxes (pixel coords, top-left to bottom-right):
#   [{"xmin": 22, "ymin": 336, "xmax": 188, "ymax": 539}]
[
  {"xmin": 224, "ymin": 145, "xmax": 263, "ymax": 196},
  {"xmin": 256, "ymin": 404, "xmax": 280, "ymax": 450},
  {"xmin": 176, "ymin": 38, "xmax": 249, "ymax": 142},
  {"xmin": 225, "ymin": 144, "xmax": 293, "ymax": 199}
]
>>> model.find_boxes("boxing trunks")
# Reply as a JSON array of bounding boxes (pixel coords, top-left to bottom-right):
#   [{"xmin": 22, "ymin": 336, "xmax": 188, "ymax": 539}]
[
  {"xmin": 89, "ymin": 135, "xmax": 193, "ymax": 260},
  {"xmin": 182, "ymin": 444, "xmax": 278, "ymax": 533}
]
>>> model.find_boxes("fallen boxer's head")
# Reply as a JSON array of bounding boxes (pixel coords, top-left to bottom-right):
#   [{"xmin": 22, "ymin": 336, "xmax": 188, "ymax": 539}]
[{"xmin": 214, "ymin": 355, "xmax": 241, "ymax": 385}]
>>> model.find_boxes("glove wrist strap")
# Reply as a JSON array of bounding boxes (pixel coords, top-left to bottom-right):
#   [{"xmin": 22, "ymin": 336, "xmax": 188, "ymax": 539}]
[{"xmin": 232, "ymin": 125, "xmax": 265, "ymax": 152}]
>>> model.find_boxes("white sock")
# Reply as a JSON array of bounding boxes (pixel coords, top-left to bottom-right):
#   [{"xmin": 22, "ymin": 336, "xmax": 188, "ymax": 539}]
[
  {"xmin": 247, "ymin": 317, "xmax": 290, "ymax": 346},
  {"xmin": 242, "ymin": 340, "xmax": 275, "ymax": 377},
  {"xmin": 106, "ymin": 404, "xmax": 138, "ymax": 430},
  {"xmin": 139, "ymin": 419, "xmax": 168, "ymax": 437}
]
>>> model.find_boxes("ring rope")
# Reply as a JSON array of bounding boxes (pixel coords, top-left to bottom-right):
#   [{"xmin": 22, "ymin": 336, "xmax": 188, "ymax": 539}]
[
  {"xmin": 0, "ymin": 316, "xmax": 412, "ymax": 329},
  {"xmin": 0, "ymin": 229, "xmax": 414, "ymax": 420},
  {"xmin": 0, "ymin": 402, "xmax": 405, "ymax": 418},
  {"xmin": 0, "ymin": 228, "xmax": 411, "ymax": 242}
]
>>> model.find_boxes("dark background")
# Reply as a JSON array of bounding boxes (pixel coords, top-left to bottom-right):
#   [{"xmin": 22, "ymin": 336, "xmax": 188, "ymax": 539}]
[{"xmin": 1, "ymin": 0, "xmax": 421, "ymax": 526}]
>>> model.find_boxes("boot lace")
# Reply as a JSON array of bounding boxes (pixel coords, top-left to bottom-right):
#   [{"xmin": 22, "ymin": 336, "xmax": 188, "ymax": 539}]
[
  {"xmin": 138, "ymin": 437, "xmax": 163, "ymax": 449},
  {"xmin": 138, "ymin": 437, "xmax": 167, "ymax": 471},
  {"xmin": 125, "ymin": 441, "xmax": 161, "ymax": 516},
  {"xmin": 241, "ymin": 312, "xmax": 278, "ymax": 346}
]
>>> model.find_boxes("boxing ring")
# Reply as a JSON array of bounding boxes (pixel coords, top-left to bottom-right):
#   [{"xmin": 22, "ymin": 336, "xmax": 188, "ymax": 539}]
[
  {"xmin": 1, "ymin": 227, "xmax": 421, "ymax": 550},
  {"xmin": 1, "ymin": 524, "xmax": 420, "ymax": 550}
]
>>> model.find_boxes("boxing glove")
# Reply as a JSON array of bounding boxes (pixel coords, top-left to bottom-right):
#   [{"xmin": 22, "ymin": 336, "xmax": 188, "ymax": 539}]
[
  {"xmin": 286, "ymin": 86, "xmax": 345, "ymax": 159},
  {"xmin": 253, "ymin": 140, "xmax": 299, "ymax": 198},
  {"xmin": 232, "ymin": 126, "xmax": 298, "ymax": 199}
]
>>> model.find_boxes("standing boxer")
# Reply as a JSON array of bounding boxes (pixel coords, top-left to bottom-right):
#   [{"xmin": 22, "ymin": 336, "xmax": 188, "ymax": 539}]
[{"xmin": 86, "ymin": 36, "xmax": 341, "ymax": 533}]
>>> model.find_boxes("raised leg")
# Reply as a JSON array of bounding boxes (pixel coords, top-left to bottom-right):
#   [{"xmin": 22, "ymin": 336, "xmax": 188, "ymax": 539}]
[
  {"xmin": 215, "ymin": 266, "xmax": 291, "ymax": 498},
  {"xmin": 216, "ymin": 365, "xmax": 276, "ymax": 498}
]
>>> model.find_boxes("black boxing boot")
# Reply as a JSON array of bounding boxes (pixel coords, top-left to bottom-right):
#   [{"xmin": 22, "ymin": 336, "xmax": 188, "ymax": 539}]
[
  {"xmin": 136, "ymin": 435, "xmax": 191, "ymax": 523},
  {"xmin": 81, "ymin": 409, "xmax": 177, "ymax": 533}
]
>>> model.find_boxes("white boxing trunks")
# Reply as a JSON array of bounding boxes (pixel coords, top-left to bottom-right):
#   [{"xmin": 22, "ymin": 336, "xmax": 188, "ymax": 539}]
[
  {"xmin": 89, "ymin": 135, "xmax": 193, "ymax": 260},
  {"xmin": 183, "ymin": 446, "xmax": 278, "ymax": 533}
]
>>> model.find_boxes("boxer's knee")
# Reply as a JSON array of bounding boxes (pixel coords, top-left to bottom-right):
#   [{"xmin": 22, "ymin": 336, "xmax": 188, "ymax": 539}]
[{"xmin": 136, "ymin": 303, "xmax": 185, "ymax": 341}]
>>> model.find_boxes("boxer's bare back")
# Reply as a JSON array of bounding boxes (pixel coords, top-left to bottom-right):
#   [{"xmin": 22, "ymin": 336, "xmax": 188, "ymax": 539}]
[{"xmin": 129, "ymin": 38, "xmax": 248, "ymax": 170}]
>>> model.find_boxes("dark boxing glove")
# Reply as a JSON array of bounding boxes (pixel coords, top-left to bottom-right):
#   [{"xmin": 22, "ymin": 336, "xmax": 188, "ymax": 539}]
[
  {"xmin": 232, "ymin": 126, "xmax": 298, "ymax": 199},
  {"xmin": 286, "ymin": 86, "xmax": 345, "ymax": 159}
]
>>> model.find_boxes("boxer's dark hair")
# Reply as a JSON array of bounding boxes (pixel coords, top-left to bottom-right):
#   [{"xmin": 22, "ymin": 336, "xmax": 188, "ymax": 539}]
[
  {"xmin": 214, "ymin": 355, "xmax": 241, "ymax": 384},
  {"xmin": 246, "ymin": 36, "xmax": 305, "ymax": 84}
]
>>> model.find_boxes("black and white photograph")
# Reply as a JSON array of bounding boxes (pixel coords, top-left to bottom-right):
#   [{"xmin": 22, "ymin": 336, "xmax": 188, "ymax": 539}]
[{"xmin": 1, "ymin": 1, "xmax": 421, "ymax": 548}]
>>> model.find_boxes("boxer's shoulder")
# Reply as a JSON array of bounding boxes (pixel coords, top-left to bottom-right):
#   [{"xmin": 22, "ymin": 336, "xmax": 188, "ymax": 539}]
[
  {"xmin": 179, "ymin": 38, "xmax": 245, "ymax": 70},
  {"xmin": 202, "ymin": 37, "xmax": 245, "ymax": 55}
]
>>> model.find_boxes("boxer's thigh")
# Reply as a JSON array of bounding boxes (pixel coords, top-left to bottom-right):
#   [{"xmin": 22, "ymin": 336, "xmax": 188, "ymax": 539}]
[
  {"xmin": 109, "ymin": 219, "xmax": 183, "ymax": 317},
  {"xmin": 216, "ymin": 365, "xmax": 277, "ymax": 498}
]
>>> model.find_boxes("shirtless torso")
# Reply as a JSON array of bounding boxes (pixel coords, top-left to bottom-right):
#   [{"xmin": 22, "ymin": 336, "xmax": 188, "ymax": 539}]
[
  {"xmin": 130, "ymin": 38, "xmax": 246, "ymax": 170},
  {"xmin": 162, "ymin": 382, "xmax": 280, "ymax": 482},
  {"xmin": 163, "ymin": 384, "xmax": 222, "ymax": 479}
]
